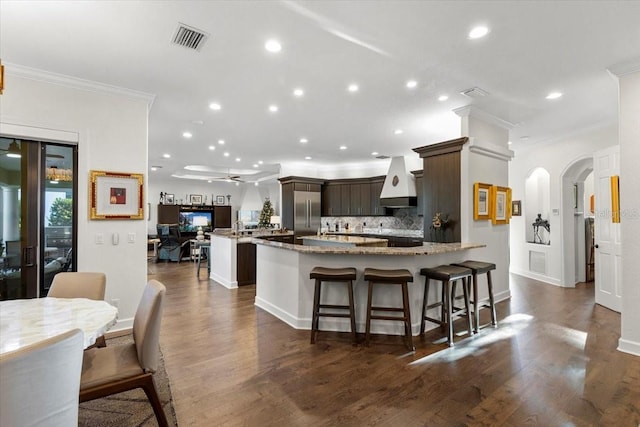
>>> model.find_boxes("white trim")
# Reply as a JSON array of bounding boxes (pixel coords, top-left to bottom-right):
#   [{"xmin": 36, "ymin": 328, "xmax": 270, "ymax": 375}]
[
  {"xmin": 108, "ymin": 317, "xmax": 134, "ymax": 334},
  {"xmin": 210, "ymin": 272, "xmax": 238, "ymax": 289},
  {"xmin": 607, "ymin": 57, "xmax": 640, "ymax": 77},
  {"xmin": 509, "ymin": 269, "xmax": 563, "ymax": 287},
  {"xmin": 617, "ymin": 337, "xmax": 640, "ymax": 357},
  {"xmin": 453, "ymin": 105, "xmax": 515, "ymax": 130},
  {"xmin": 254, "ymin": 296, "xmax": 303, "ymax": 329},
  {"xmin": 467, "ymin": 137, "xmax": 514, "ymax": 162},
  {"xmin": 0, "ymin": 122, "xmax": 79, "ymax": 143},
  {"xmin": 5, "ymin": 62, "xmax": 156, "ymax": 109}
]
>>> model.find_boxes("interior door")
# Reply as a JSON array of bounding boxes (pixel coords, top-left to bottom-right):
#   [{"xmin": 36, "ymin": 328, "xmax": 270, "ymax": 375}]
[{"xmin": 593, "ymin": 145, "xmax": 622, "ymax": 312}]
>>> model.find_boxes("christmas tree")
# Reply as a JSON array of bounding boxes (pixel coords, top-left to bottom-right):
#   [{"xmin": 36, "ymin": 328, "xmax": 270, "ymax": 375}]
[{"xmin": 258, "ymin": 197, "xmax": 275, "ymax": 228}]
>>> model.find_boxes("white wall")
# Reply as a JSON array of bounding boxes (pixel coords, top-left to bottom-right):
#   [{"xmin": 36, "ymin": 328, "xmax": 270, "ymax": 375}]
[
  {"xmin": 509, "ymin": 125, "xmax": 617, "ymax": 286},
  {"xmin": 0, "ymin": 66, "xmax": 152, "ymax": 330},
  {"xmin": 617, "ymin": 69, "xmax": 640, "ymax": 356}
]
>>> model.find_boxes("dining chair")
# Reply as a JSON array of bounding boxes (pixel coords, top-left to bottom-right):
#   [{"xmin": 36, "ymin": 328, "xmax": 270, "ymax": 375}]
[
  {"xmin": 79, "ymin": 279, "xmax": 169, "ymax": 427},
  {"xmin": 0, "ymin": 328, "xmax": 85, "ymax": 427},
  {"xmin": 48, "ymin": 272, "xmax": 108, "ymax": 347}
]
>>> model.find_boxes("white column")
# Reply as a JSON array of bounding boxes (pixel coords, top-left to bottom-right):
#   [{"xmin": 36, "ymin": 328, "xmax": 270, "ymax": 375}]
[{"xmin": 610, "ymin": 62, "xmax": 640, "ymax": 356}]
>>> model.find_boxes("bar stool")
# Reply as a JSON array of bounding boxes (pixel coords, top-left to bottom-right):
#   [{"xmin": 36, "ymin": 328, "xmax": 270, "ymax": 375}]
[
  {"xmin": 309, "ymin": 267, "xmax": 358, "ymax": 344},
  {"xmin": 451, "ymin": 260, "xmax": 497, "ymax": 333},
  {"xmin": 196, "ymin": 240, "xmax": 210, "ymax": 279},
  {"xmin": 419, "ymin": 265, "xmax": 473, "ymax": 347},
  {"xmin": 363, "ymin": 268, "xmax": 414, "ymax": 351}
]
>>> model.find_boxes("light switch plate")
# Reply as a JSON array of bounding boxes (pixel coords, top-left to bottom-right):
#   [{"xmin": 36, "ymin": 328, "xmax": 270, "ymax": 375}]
[
  {"xmin": 95, "ymin": 233, "xmax": 104, "ymax": 244},
  {"xmin": 128, "ymin": 233, "xmax": 136, "ymax": 243}
]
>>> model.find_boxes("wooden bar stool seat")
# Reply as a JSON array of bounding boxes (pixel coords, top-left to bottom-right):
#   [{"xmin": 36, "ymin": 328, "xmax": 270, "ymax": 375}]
[
  {"xmin": 451, "ymin": 260, "xmax": 497, "ymax": 333},
  {"xmin": 420, "ymin": 265, "xmax": 473, "ymax": 346},
  {"xmin": 309, "ymin": 267, "xmax": 358, "ymax": 344},
  {"xmin": 363, "ymin": 268, "xmax": 414, "ymax": 351}
]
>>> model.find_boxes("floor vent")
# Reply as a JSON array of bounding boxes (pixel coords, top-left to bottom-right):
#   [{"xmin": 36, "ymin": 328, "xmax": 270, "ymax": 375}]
[{"xmin": 172, "ymin": 23, "xmax": 208, "ymax": 51}]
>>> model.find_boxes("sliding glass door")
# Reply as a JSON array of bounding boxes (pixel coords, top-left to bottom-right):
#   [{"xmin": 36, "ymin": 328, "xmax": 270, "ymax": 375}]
[{"xmin": 0, "ymin": 138, "xmax": 77, "ymax": 300}]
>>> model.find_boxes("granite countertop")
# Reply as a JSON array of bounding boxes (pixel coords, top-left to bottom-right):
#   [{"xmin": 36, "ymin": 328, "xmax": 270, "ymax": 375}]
[
  {"xmin": 253, "ymin": 238, "xmax": 484, "ymax": 255},
  {"xmin": 208, "ymin": 229, "xmax": 294, "ymax": 241},
  {"xmin": 301, "ymin": 235, "xmax": 388, "ymax": 247},
  {"xmin": 325, "ymin": 229, "xmax": 423, "ymax": 238}
]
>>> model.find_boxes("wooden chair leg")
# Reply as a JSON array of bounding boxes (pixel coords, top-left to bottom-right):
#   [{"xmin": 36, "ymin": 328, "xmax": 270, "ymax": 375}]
[
  {"xmin": 347, "ymin": 280, "xmax": 357, "ymax": 344},
  {"xmin": 365, "ymin": 281, "xmax": 374, "ymax": 346},
  {"xmin": 310, "ymin": 279, "xmax": 321, "ymax": 344},
  {"xmin": 140, "ymin": 375, "xmax": 170, "ymax": 427},
  {"xmin": 420, "ymin": 277, "xmax": 429, "ymax": 334},
  {"xmin": 401, "ymin": 282, "xmax": 414, "ymax": 351}
]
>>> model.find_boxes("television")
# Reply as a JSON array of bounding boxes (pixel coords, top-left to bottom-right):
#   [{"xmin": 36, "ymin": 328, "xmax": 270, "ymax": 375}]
[{"xmin": 178, "ymin": 210, "xmax": 213, "ymax": 235}]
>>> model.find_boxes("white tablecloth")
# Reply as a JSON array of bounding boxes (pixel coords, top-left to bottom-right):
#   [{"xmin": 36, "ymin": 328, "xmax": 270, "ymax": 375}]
[{"xmin": 0, "ymin": 297, "xmax": 118, "ymax": 354}]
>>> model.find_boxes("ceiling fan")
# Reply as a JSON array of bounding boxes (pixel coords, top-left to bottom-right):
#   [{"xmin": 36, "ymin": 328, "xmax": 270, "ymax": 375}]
[
  {"xmin": 0, "ymin": 139, "xmax": 65, "ymax": 159},
  {"xmin": 209, "ymin": 169, "xmax": 244, "ymax": 183}
]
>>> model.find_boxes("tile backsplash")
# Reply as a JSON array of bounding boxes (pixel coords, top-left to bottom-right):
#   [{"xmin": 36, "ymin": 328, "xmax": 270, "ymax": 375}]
[{"xmin": 321, "ymin": 208, "xmax": 423, "ymax": 232}]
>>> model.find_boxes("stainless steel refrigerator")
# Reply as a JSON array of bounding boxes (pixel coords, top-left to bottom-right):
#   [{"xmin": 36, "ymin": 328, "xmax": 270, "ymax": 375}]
[{"xmin": 294, "ymin": 191, "xmax": 321, "ymax": 238}]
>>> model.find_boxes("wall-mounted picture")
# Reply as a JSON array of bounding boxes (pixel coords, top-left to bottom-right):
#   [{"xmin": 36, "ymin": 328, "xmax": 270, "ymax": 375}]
[
  {"xmin": 611, "ymin": 175, "xmax": 620, "ymax": 223},
  {"xmin": 190, "ymin": 194, "xmax": 203, "ymax": 205},
  {"xmin": 512, "ymin": 200, "xmax": 522, "ymax": 216},
  {"xmin": 165, "ymin": 193, "xmax": 175, "ymax": 205},
  {"xmin": 89, "ymin": 170, "xmax": 144, "ymax": 220},
  {"xmin": 473, "ymin": 182, "xmax": 492, "ymax": 220},
  {"xmin": 216, "ymin": 195, "xmax": 225, "ymax": 205},
  {"xmin": 491, "ymin": 185, "xmax": 512, "ymax": 225}
]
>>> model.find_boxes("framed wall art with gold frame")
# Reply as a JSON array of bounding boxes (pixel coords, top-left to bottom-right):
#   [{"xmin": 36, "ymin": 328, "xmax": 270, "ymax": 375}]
[
  {"xmin": 473, "ymin": 182, "xmax": 492, "ymax": 220},
  {"xmin": 89, "ymin": 170, "xmax": 144, "ymax": 219},
  {"xmin": 491, "ymin": 185, "xmax": 512, "ymax": 225}
]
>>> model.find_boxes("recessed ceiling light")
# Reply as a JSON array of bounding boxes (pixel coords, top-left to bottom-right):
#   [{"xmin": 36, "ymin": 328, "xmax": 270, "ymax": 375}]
[
  {"xmin": 268, "ymin": 105, "xmax": 279, "ymax": 112},
  {"xmin": 163, "ymin": 153, "xmax": 171, "ymax": 158},
  {"xmin": 305, "ymin": 156, "xmax": 312, "ymax": 160},
  {"xmin": 468, "ymin": 26, "xmax": 489, "ymax": 39},
  {"xmin": 508, "ymin": 141, "xmax": 512, "ymax": 145},
  {"xmin": 348, "ymin": 84, "xmax": 359, "ymax": 92},
  {"xmin": 438, "ymin": 95, "xmax": 449, "ymax": 101},
  {"xmin": 265, "ymin": 39, "xmax": 281, "ymax": 53},
  {"xmin": 235, "ymin": 157, "xmax": 241, "ymax": 162},
  {"xmin": 293, "ymin": 88, "xmax": 304, "ymax": 97},
  {"xmin": 151, "ymin": 167, "xmax": 158, "ymax": 171},
  {"xmin": 209, "ymin": 103, "xmax": 221, "ymax": 110},
  {"xmin": 224, "ymin": 152, "xmax": 229, "ymax": 157},
  {"xmin": 207, "ymin": 180, "xmax": 212, "ymax": 183},
  {"xmin": 299, "ymin": 138, "xmax": 308, "ymax": 143},
  {"xmin": 258, "ymin": 160, "xmax": 263, "ymax": 165},
  {"xmin": 371, "ymin": 151, "xmax": 379, "ymax": 156},
  {"xmin": 406, "ymin": 80, "xmax": 417, "ymax": 89},
  {"xmin": 253, "ymin": 164, "xmax": 258, "ymax": 168},
  {"xmin": 546, "ymin": 92, "xmax": 563, "ymax": 100},
  {"xmin": 182, "ymin": 132, "xmax": 192, "ymax": 138},
  {"xmin": 209, "ymin": 145, "xmax": 215, "ymax": 150},
  {"xmin": 394, "ymin": 129, "xmax": 403, "ymax": 135},
  {"xmin": 339, "ymin": 145, "xmax": 347, "ymax": 150},
  {"xmin": 218, "ymin": 139, "xmax": 225, "ymax": 145},
  {"xmin": 254, "ymin": 182, "xmax": 259, "ymax": 186},
  {"xmin": 235, "ymin": 182, "xmax": 240, "ymax": 186}
]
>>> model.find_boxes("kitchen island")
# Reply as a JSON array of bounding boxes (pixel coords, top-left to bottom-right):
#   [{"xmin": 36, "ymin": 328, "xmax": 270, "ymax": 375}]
[
  {"xmin": 301, "ymin": 235, "xmax": 388, "ymax": 247},
  {"xmin": 253, "ymin": 238, "xmax": 486, "ymax": 337}
]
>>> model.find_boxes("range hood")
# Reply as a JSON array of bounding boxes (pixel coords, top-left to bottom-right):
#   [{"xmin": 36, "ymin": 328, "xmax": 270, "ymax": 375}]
[{"xmin": 379, "ymin": 156, "xmax": 417, "ymax": 207}]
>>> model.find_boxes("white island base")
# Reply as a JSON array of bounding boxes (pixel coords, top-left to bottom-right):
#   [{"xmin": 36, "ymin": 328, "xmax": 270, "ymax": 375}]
[{"xmin": 254, "ymin": 241, "xmax": 504, "ymax": 337}]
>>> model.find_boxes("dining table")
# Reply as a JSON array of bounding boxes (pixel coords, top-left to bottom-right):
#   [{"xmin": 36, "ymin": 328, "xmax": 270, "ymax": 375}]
[{"xmin": 0, "ymin": 297, "xmax": 118, "ymax": 355}]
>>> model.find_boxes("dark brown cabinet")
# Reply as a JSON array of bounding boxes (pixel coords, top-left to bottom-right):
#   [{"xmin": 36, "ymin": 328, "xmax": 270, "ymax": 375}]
[
  {"xmin": 322, "ymin": 177, "xmax": 384, "ymax": 217},
  {"xmin": 321, "ymin": 183, "xmax": 342, "ymax": 216},
  {"xmin": 156, "ymin": 204, "xmax": 232, "ymax": 229},
  {"xmin": 369, "ymin": 176, "xmax": 386, "ymax": 216},
  {"xmin": 412, "ymin": 170, "xmax": 424, "ymax": 217},
  {"xmin": 237, "ymin": 242, "xmax": 257, "ymax": 286}
]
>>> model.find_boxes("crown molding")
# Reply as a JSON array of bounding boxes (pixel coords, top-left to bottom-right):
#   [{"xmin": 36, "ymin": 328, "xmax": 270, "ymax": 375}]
[
  {"xmin": 467, "ymin": 137, "xmax": 514, "ymax": 162},
  {"xmin": 5, "ymin": 62, "xmax": 156, "ymax": 109},
  {"xmin": 607, "ymin": 57, "xmax": 640, "ymax": 77},
  {"xmin": 453, "ymin": 105, "xmax": 515, "ymax": 130}
]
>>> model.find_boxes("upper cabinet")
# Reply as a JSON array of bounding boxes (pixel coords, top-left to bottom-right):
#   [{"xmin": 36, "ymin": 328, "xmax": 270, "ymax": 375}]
[
  {"xmin": 411, "ymin": 170, "xmax": 424, "ymax": 217},
  {"xmin": 322, "ymin": 176, "xmax": 385, "ymax": 217},
  {"xmin": 369, "ymin": 176, "xmax": 386, "ymax": 216}
]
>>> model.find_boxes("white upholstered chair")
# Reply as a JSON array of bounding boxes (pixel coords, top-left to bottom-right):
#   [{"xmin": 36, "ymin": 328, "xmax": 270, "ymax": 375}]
[
  {"xmin": 79, "ymin": 280, "xmax": 169, "ymax": 427},
  {"xmin": 0, "ymin": 328, "xmax": 85, "ymax": 427}
]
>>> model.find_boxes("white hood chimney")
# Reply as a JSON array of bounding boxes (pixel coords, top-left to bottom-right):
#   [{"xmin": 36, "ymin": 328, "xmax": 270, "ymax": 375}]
[{"xmin": 379, "ymin": 156, "xmax": 417, "ymax": 207}]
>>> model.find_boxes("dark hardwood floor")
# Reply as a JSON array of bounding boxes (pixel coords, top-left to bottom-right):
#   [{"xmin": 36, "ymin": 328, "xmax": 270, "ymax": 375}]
[{"xmin": 147, "ymin": 261, "xmax": 640, "ymax": 426}]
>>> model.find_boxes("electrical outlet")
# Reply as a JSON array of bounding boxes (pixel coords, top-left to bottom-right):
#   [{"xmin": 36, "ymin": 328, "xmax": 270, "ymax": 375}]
[{"xmin": 111, "ymin": 299, "xmax": 119, "ymax": 309}]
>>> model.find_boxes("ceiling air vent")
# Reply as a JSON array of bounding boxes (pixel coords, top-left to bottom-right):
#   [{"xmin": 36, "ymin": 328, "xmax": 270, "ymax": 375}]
[
  {"xmin": 172, "ymin": 23, "xmax": 209, "ymax": 51},
  {"xmin": 375, "ymin": 155, "xmax": 390, "ymax": 159},
  {"xmin": 460, "ymin": 86, "xmax": 489, "ymax": 98}
]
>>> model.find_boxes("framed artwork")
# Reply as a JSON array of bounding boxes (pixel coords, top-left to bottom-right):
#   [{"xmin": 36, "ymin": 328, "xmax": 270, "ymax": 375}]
[
  {"xmin": 491, "ymin": 185, "xmax": 511, "ymax": 225},
  {"xmin": 473, "ymin": 182, "xmax": 492, "ymax": 220},
  {"xmin": 165, "ymin": 193, "xmax": 175, "ymax": 205},
  {"xmin": 190, "ymin": 194, "xmax": 203, "ymax": 205},
  {"xmin": 512, "ymin": 200, "xmax": 522, "ymax": 216},
  {"xmin": 611, "ymin": 175, "xmax": 620, "ymax": 223},
  {"xmin": 216, "ymin": 195, "xmax": 225, "ymax": 205},
  {"xmin": 89, "ymin": 170, "xmax": 144, "ymax": 220}
]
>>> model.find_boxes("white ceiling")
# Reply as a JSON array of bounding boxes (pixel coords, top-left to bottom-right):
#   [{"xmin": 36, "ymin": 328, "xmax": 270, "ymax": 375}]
[{"xmin": 1, "ymin": 1, "xmax": 639, "ymax": 183}]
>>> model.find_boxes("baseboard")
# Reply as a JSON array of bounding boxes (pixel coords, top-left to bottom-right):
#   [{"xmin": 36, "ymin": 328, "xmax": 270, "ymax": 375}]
[
  {"xmin": 510, "ymin": 268, "xmax": 562, "ymax": 287},
  {"xmin": 210, "ymin": 272, "xmax": 238, "ymax": 289},
  {"xmin": 618, "ymin": 337, "xmax": 640, "ymax": 357},
  {"xmin": 106, "ymin": 317, "xmax": 133, "ymax": 336},
  {"xmin": 254, "ymin": 296, "xmax": 302, "ymax": 329}
]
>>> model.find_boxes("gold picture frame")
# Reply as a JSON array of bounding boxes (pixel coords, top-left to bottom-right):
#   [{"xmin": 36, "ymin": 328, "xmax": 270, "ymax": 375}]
[
  {"xmin": 473, "ymin": 182, "xmax": 492, "ymax": 220},
  {"xmin": 611, "ymin": 175, "xmax": 620, "ymax": 223},
  {"xmin": 491, "ymin": 185, "xmax": 512, "ymax": 225},
  {"xmin": 89, "ymin": 170, "xmax": 144, "ymax": 219}
]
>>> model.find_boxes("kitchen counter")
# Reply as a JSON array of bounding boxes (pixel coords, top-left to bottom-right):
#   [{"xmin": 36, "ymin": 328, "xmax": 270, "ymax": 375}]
[
  {"xmin": 253, "ymin": 239, "xmax": 488, "ymax": 337},
  {"xmin": 301, "ymin": 235, "xmax": 388, "ymax": 247},
  {"xmin": 208, "ymin": 229, "xmax": 293, "ymax": 244}
]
